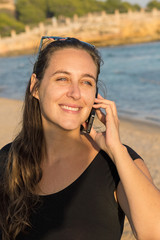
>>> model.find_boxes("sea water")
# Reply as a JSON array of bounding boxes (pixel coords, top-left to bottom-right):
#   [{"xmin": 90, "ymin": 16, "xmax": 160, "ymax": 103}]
[
  {"xmin": 0, "ymin": 41, "xmax": 160, "ymax": 125},
  {"xmin": 99, "ymin": 41, "xmax": 160, "ymax": 124}
]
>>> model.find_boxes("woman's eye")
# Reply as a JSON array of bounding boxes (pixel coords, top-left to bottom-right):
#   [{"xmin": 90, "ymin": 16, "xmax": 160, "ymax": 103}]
[
  {"xmin": 83, "ymin": 80, "xmax": 93, "ymax": 86},
  {"xmin": 57, "ymin": 77, "xmax": 67, "ymax": 81}
]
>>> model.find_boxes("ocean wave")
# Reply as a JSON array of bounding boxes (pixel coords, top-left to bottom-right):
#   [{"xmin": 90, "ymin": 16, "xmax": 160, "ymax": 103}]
[
  {"xmin": 140, "ymin": 78, "xmax": 160, "ymax": 85},
  {"xmin": 0, "ymin": 86, "xmax": 6, "ymax": 93},
  {"xmin": 145, "ymin": 116, "xmax": 160, "ymax": 123},
  {"xmin": 118, "ymin": 109, "xmax": 138, "ymax": 116}
]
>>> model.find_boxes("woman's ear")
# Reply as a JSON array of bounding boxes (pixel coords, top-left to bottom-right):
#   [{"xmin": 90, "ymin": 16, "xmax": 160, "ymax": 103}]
[{"xmin": 30, "ymin": 73, "xmax": 39, "ymax": 100}]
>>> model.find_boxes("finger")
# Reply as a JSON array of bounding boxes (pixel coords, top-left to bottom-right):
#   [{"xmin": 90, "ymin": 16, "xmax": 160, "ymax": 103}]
[
  {"xmin": 95, "ymin": 108, "xmax": 106, "ymax": 125},
  {"xmin": 93, "ymin": 102, "xmax": 112, "ymax": 110},
  {"xmin": 94, "ymin": 99, "xmax": 119, "ymax": 122},
  {"xmin": 97, "ymin": 93, "xmax": 104, "ymax": 99},
  {"xmin": 94, "ymin": 103, "xmax": 119, "ymax": 129}
]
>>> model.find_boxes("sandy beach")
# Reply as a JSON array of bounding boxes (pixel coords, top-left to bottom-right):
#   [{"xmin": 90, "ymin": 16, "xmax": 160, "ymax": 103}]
[{"xmin": 0, "ymin": 97, "xmax": 160, "ymax": 239}]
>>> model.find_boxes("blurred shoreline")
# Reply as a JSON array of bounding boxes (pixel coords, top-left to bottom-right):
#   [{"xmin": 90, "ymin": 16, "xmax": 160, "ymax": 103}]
[
  {"xmin": 1, "ymin": 37, "xmax": 160, "ymax": 58},
  {"xmin": 1, "ymin": 9, "xmax": 160, "ymax": 57}
]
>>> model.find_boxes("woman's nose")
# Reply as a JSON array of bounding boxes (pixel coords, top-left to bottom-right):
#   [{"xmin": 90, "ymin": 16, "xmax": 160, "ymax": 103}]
[{"xmin": 66, "ymin": 83, "xmax": 81, "ymax": 100}]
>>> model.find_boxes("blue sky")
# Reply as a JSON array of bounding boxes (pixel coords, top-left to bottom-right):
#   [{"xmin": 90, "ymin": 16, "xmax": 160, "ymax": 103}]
[{"xmin": 122, "ymin": 0, "xmax": 150, "ymax": 7}]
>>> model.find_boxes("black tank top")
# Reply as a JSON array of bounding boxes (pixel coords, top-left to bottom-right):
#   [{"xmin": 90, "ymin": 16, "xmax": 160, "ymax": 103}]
[{"xmin": 0, "ymin": 144, "xmax": 141, "ymax": 240}]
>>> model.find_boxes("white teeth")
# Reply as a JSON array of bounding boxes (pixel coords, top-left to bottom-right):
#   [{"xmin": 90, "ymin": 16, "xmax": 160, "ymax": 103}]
[{"xmin": 61, "ymin": 105, "xmax": 79, "ymax": 111}]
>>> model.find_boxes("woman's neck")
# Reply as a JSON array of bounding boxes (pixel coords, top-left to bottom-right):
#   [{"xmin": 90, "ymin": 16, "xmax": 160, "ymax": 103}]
[{"xmin": 42, "ymin": 125, "xmax": 86, "ymax": 165}]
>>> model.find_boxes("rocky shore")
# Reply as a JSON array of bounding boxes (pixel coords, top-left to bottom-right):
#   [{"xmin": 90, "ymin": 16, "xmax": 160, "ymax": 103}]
[{"xmin": 0, "ymin": 9, "xmax": 160, "ymax": 57}]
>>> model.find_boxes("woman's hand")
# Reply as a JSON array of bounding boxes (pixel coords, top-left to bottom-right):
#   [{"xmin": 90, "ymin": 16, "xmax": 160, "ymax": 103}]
[
  {"xmin": 86, "ymin": 96, "xmax": 160, "ymax": 240},
  {"xmin": 89, "ymin": 94, "xmax": 124, "ymax": 162}
]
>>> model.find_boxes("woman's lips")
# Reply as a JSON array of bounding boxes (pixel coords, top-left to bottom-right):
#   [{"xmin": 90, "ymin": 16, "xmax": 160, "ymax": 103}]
[{"xmin": 60, "ymin": 104, "xmax": 82, "ymax": 112}]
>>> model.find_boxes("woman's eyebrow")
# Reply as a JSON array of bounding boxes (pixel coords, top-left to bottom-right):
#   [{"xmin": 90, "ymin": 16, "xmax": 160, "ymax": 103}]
[
  {"xmin": 82, "ymin": 73, "xmax": 96, "ymax": 82},
  {"xmin": 51, "ymin": 70, "xmax": 70, "ymax": 76},
  {"xmin": 51, "ymin": 71, "xmax": 96, "ymax": 82}
]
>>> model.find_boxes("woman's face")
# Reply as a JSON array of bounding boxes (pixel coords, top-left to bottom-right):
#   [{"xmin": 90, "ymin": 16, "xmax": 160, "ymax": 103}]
[{"xmin": 33, "ymin": 48, "xmax": 97, "ymax": 132}]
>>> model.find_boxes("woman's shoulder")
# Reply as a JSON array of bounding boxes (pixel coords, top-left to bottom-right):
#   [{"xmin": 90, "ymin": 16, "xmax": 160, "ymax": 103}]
[
  {"xmin": 0, "ymin": 143, "xmax": 12, "ymax": 176},
  {"xmin": 0, "ymin": 142, "xmax": 12, "ymax": 156},
  {"xmin": 99, "ymin": 144, "xmax": 142, "ymax": 162},
  {"xmin": 123, "ymin": 144, "xmax": 142, "ymax": 160}
]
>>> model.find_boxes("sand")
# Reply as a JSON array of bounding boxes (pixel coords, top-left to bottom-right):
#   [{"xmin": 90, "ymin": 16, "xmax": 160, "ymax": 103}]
[
  {"xmin": 0, "ymin": 97, "xmax": 160, "ymax": 239},
  {"xmin": 0, "ymin": 98, "xmax": 23, "ymax": 148}
]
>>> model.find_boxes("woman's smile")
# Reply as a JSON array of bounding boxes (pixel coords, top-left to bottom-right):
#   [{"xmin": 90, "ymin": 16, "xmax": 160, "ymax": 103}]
[{"xmin": 60, "ymin": 104, "xmax": 82, "ymax": 113}]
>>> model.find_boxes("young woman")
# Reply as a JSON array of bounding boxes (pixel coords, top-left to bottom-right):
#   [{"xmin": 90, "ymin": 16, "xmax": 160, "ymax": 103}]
[{"xmin": 0, "ymin": 37, "xmax": 160, "ymax": 240}]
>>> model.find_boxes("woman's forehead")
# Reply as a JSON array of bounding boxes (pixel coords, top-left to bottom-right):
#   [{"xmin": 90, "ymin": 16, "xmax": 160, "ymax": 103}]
[
  {"xmin": 49, "ymin": 48, "xmax": 97, "ymax": 66},
  {"xmin": 47, "ymin": 48, "xmax": 98, "ymax": 75},
  {"xmin": 50, "ymin": 47, "xmax": 91, "ymax": 58}
]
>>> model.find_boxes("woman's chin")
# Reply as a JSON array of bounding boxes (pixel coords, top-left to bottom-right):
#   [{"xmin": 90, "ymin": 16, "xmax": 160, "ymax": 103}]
[{"xmin": 59, "ymin": 123, "xmax": 81, "ymax": 132}]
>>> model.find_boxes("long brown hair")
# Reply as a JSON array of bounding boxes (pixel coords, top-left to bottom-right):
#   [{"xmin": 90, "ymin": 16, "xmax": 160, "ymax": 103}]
[{"xmin": 0, "ymin": 38, "xmax": 102, "ymax": 239}]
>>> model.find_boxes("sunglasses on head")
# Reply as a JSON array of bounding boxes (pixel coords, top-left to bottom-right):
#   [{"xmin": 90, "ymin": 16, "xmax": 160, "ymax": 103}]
[{"xmin": 37, "ymin": 36, "xmax": 94, "ymax": 55}]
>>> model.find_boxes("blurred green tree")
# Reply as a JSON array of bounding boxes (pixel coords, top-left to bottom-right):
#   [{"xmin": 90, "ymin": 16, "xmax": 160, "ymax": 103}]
[
  {"xmin": 0, "ymin": 0, "xmax": 142, "ymax": 37},
  {"xmin": 132, "ymin": 4, "xmax": 141, "ymax": 11},
  {"xmin": 47, "ymin": 0, "xmax": 77, "ymax": 17},
  {"xmin": 16, "ymin": 0, "xmax": 46, "ymax": 24},
  {"xmin": 119, "ymin": 2, "xmax": 141, "ymax": 12},
  {"xmin": 0, "ymin": 13, "xmax": 25, "ymax": 37},
  {"xmin": 147, "ymin": 0, "xmax": 160, "ymax": 10},
  {"xmin": 104, "ymin": 0, "xmax": 122, "ymax": 13},
  {"xmin": 47, "ymin": 0, "xmax": 105, "ymax": 17},
  {"xmin": 104, "ymin": 0, "xmax": 140, "ymax": 13}
]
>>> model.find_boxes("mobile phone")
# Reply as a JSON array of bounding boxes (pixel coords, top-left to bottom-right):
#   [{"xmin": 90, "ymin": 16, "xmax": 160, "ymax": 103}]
[{"xmin": 86, "ymin": 87, "xmax": 98, "ymax": 133}]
